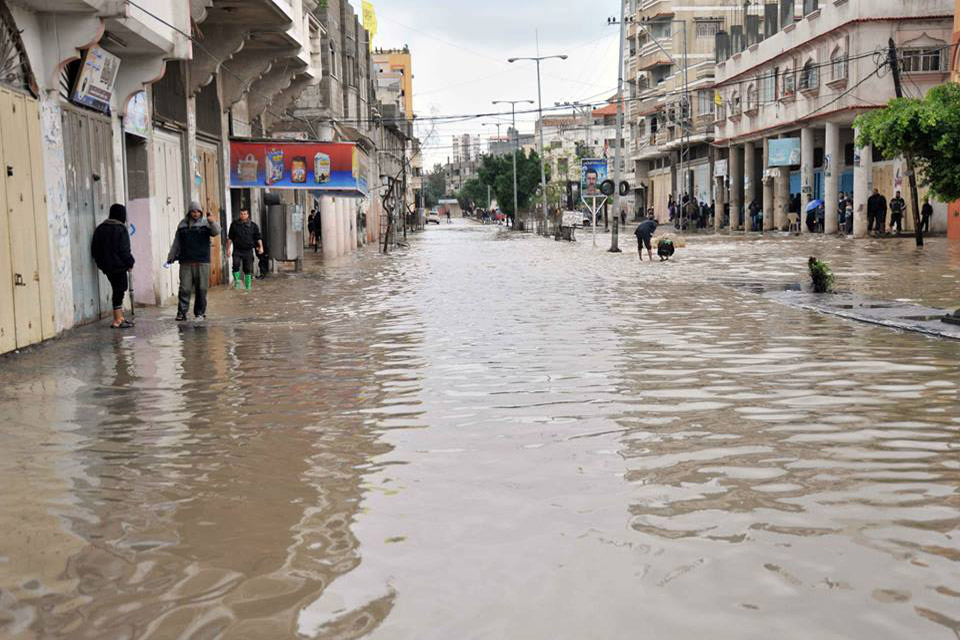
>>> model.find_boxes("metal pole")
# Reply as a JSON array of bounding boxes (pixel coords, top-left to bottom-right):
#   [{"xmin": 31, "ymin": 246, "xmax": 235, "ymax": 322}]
[
  {"xmin": 512, "ymin": 106, "xmax": 519, "ymax": 229},
  {"xmin": 610, "ymin": 1, "xmax": 626, "ymax": 253},
  {"xmin": 681, "ymin": 19, "xmax": 690, "ymax": 230},
  {"xmin": 535, "ymin": 60, "xmax": 549, "ymax": 235}
]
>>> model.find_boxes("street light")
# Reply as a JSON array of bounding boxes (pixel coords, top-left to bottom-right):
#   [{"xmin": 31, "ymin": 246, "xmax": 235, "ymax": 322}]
[
  {"xmin": 493, "ymin": 99, "xmax": 535, "ymax": 230},
  {"xmin": 508, "ymin": 54, "xmax": 568, "ymax": 235}
]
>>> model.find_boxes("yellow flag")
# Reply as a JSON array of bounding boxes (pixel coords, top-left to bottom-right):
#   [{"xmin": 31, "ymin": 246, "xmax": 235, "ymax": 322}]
[
  {"xmin": 362, "ymin": 1, "xmax": 377, "ymax": 50},
  {"xmin": 714, "ymin": 91, "xmax": 724, "ymax": 106}
]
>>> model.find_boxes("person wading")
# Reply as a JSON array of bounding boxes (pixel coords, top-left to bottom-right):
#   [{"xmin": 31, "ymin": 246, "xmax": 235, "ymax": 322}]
[
  {"xmin": 165, "ymin": 201, "xmax": 221, "ymax": 322},
  {"xmin": 635, "ymin": 211, "xmax": 658, "ymax": 262},
  {"xmin": 91, "ymin": 203, "xmax": 135, "ymax": 329},
  {"xmin": 226, "ymin": 207, "xmax": 263, "ymax": 291},
  {"xmin": 867, "ymin": 189, "xmax": 887, "ymax": 236},
  {"xmin": 889, "ymin": 191, "xmax": 905, "ymax": 235}
]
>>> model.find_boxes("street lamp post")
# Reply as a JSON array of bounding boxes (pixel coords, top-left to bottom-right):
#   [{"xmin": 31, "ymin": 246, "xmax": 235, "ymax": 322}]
[
  {"xmin": 493, "ymin": 99, "xmax": 535, "ymax": 230},
  {"xmin": 509, "ymin": 54, "xmax": 567, "ymax": 235}
]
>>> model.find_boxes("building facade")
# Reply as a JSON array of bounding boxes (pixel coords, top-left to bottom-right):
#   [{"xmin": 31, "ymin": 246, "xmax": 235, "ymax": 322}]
[
  {"xmin": 626, "ymin": 0, "xmax": 740, "ymax": 222},
  {"xmin": 713, "ymin": 0, "xmax": 953, "ymax": 235}
]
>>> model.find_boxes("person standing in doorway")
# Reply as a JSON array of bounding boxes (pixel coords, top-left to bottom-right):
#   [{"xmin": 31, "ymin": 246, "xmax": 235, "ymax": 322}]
[
  {"xmin": 166, "ymin": 201, "xmax": 221, "ymax": 322},
  {"xmin": 889, "ymin": 191, "xmax": 905, "ymax": 235},
  {"xmin": 634, "ymin": 212, "xmax": 658, "ymax": 262},
  {"xmin": 91, "ymin": 203, "xmax": 135, "ymax": 329},
  {"xmin": 920, "ymin": 197, "xmax": 933, "ymax": 234},
  {"xmin": 227, "ymin": 208, "xmax": 263, "ymax": 290}
]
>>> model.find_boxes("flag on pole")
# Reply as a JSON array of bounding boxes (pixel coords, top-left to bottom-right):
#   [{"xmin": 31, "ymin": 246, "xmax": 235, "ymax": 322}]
[{"xmin": 362, "ymin": 1, "xmax": 377, "ymax": 50}]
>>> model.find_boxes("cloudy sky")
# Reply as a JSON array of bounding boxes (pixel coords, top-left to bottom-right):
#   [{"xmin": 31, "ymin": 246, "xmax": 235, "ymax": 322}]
[{"xmin": 360, "ymin": 0, "xmax": 620, "ymax": 167}]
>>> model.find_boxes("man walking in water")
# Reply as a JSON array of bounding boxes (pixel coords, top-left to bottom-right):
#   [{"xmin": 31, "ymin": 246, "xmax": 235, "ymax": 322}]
[
  {"xmin": 91, "ymin": 203, "xmax": 135, "ymax": 329},
  {"xmin": 634, "ymin": 210, "xmax": 658, "ymax": 262},
  {"xmin": 166, "ymin": 201, "xmax": 221, "ymax": 322},
  {"xmin": 226, "ymin": 207, "xmax": 263, "ymax": 290},
  {"xmin": 889, "ymin": 190, "xmax": 905, "ymax": 235}
]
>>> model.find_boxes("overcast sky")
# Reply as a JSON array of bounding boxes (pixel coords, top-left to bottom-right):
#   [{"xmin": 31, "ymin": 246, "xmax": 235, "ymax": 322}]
[{"xmin": 360, "ymin": 0, "xmax": 620, "ymax": 167}]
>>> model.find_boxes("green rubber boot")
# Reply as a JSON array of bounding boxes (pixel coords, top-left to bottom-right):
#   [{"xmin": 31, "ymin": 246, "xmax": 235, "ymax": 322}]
[
  {"xmin": 233, "ymin": 271, "xmax": 242, "ymax": 289},
  {"xmin": 244, "ymin": 274, "xmax": 252, "ymax": 290}
]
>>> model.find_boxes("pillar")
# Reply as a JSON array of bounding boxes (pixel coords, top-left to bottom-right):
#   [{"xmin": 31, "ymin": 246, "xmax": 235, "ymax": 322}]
[
  {"xmin": 714, "ymin": 176, "xmax": 726, "ymax": 232},
  {"xmin": 853, "ymin": 128, "xmax": 872, "ymax": 238},
  {"xmin": 800, "ymin": 127, "xmax": 815, "ymax": 234},
  {"xmin": 744, "ymin": 142, "xmax": 756, "ymax": 233},
  {"xmin": 729, "ymin": 145, "xmax": 743, "ymax": 231},
  {"xmin": 762, "ymin": 137, "xmax": 775, "ymax": 231},
  {"xmin": 349, "ymin": 201, "xmax": 358, "ymax": 251},
  {"xmin": 824, "ymin": 122, "xmax": 840, "ymax": 234},
  {"xmin": 775, "ymin": 165, "xmax": 790, "ymax": 231},
  {"xmin": 337, "ymin": 199, "xmax": 348, "ymax": 256},
  {"xmin": 320, "ymin": 196, "xmax": 338, "ymax": 259}
]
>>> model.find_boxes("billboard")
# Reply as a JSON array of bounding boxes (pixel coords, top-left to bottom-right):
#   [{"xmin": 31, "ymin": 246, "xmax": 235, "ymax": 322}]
[
  {"xmin": 768, "ymin": 138, "xmax": 801, "ymax": 167},
  {"xmin": 580, "ymin": 158, "xmax": 608, "ymax": 197},
  {"xmin": 72, "ymin": 45, "xmax": 120, "ymax": 113},
  {"xmin": 229, "ymin": 140, "xmax": 368, "ymax": 195}
]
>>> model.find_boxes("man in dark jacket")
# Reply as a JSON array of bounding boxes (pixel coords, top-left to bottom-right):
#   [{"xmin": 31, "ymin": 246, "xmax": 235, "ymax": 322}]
[
  {"xmin": 634, "ymin": 213, "xmax": 658, "ymax": 262},
  {"xmin": 889, "ymin": 190, "xmax": 905, "ymax": 234},
  {"xmin": 867, "ymin": 189, "xmax": 887, "ymax": 235},
  {"xmin": 165, "ymin": 201, "xmax": 221, "ymax": 322},
  {"xmin": 226, "ymin": 208, "xmax": 263, "ymax": 290},
  {"xmin": 920, "ymin": 197, "xmax": 933, "ymax": 233},
  {"xmin": 91, "ymin": 203, "xmax": 135, "ymax": 329}
]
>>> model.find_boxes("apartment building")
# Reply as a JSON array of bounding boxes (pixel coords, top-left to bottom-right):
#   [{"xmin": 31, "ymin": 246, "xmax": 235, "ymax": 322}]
[{"xmin": 712, "ymin": 0, "xmax": 952, "ymax": 235}]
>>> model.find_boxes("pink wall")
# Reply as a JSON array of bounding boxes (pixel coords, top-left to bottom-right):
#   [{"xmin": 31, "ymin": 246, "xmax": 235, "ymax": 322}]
[{"xmin": 127, "ymin": 198, "xmax": 155, "ymax": 306}]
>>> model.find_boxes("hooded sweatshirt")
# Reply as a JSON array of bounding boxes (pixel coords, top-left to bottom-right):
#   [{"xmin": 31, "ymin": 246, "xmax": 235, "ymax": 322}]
[
  {"xmin": 167, "ymin": 215, "xmax": 221, "ymax": 264},
  {"xmin": 91, "ymin": 204, "xmax": 135, "ymax": 274}
]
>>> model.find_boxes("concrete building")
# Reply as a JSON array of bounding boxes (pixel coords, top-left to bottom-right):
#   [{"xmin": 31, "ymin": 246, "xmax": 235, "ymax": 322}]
[
  {"xmin": 626, "ymin": 0, "xmax": 741, "ymax": 222},
  {"xmin": 950, "ymin": 0, "xmax": 960, "ymax": 241},
  {"xmin": 712, "ymin": 0, "xmax": 953, "ymax": 236},
  {"xmin": 373, "ymin": 47, "xmax": 419, "ymax": 222},
  {"xmin": 488, "ymin": 127, "xmax": 536, "ymax": 157},
  {"xmin": 0, "ymin": 0, "xmax": 327, "ymax": 356}
]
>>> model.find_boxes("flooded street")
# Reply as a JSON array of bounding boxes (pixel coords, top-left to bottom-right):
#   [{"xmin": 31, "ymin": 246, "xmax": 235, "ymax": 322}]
[{"xmin": 1, "ymin": 221, "xmax": 958, "ymax": 639}]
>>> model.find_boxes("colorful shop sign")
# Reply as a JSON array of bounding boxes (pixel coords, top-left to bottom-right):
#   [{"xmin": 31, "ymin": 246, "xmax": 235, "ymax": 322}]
[{"xmin": 229, "ymin": 140, "xmax": 369, "ymax": 195}]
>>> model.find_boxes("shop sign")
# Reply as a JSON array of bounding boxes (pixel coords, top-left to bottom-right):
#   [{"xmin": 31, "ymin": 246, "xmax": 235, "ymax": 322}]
[
  {"xmin": 72, "ymin": 45, "xmax": 120, "ymax": 113},
  {"xmin": 229, "ymin": 139, "xmax": 369, "ymax": 196},
  {"xmin": 768, "ymin": 138, "xmax": 801, "ymax": 167}
]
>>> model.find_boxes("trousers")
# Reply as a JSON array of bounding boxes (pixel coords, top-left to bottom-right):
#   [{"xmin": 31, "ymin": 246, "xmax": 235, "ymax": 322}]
[
  {"xmin": 178, "ymin": 263, "xmax": 210, "ymax": 317},
  {"xmin": 106, "ymin": 271, "xmax": 127, "ymax": 310},
  {"xmin": 232, "ymin": 250, "xmax": 254, "ymax": 275}
]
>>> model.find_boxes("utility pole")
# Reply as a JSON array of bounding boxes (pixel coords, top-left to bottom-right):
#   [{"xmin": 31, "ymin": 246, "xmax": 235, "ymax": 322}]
[
  {"xmin": 607, "ymin": 4, "xmax": 628, "ymax": 253},
  {"xmin": 887, "ymin": 37, "xmax": 923, "ymax": 248},
  {"xmin": 493, "ymin": 99, "xmax": 535, "ymax": 231},
  {"xmin": 509, "ymin": 54, "xmax": 568, "ymax": 234}
]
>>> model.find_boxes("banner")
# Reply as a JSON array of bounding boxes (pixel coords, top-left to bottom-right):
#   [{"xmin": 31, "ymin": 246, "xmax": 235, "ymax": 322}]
[
  {"xmin": 229, "ymin": 140, "xmax": 368, "ymax": 195},
  {"xmin": 714, "ymin": 159, "xmax": 728, "ymax": 178},
  {"xmin": 362, "ymin": 1, "xmax": 377, "ymax": 49},
  {"xmin": 580, "ymin": 158, "xmax": 608, "ymax": 197},
  {"xmin": 768, "ymin": 138, "xmax": 801, "ymax": 167}
]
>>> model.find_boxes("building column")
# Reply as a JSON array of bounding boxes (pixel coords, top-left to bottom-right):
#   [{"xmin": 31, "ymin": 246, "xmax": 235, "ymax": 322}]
[
  {"xmin": 853, "ymin": 128, "xmax": 872, "ymax": 238},
  {"xmin": 349, "ymin": 200, "xmax": 358, "ymax": 251},
  {"xmin": 775, "ymin": 165, "xmax": 790, "ymax": 231},
  {"xmin": 800, "ymin": 127, "xmax": 815, "ymax": 234},
  {"xmin": 339, "ymin": 199, "xmax": 350, "ymax": 255},
  {"xmin": 320, "ymin": 196, "xmax": 338, "ymax": 259},
  {"xmin": 824, "ymin": 122, "xmax": 840, "ymax": 234},
  {"xmin": 714, "ymin": 176, "xmax": 726, "ymax": 232},
  {"xmin": 762, "ymin": 137, "xmax": 775, "ymax": 231},
  {"xmin": 743, "ymin": 142, "xmax": 756, "ymax": 233},
  {"xmin": 729, "ymin": 145, "xmax": 743, "ymax": 231}
]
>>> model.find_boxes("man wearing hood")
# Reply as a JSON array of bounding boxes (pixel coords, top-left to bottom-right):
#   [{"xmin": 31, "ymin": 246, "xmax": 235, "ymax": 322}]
[
  {"xmin": 91, "ymin": 203, "xmax": 135, "ymax": 328},
  {"xmin": 165, "ymin": 201, "xmax": 221, "ymax": 322}
]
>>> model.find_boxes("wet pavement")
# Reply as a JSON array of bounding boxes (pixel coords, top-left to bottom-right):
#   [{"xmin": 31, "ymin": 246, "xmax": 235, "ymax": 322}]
[{"xmin": 0, "ymin": 221, "xmax": 958, "ymax": 639}]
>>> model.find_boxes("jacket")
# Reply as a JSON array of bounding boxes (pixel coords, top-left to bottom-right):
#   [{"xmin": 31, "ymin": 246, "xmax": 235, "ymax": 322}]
[
  {"xmin": 167, "ymin": 216, "xmax": 221, "ymax": 264},
  {"xmin": 228, "ymin": 220, "xmax": 262, "ymax": 252},
  {"xmin": 867, "ymin": 194, "xmax": 887, "ymax": 216},
  {"xmin": 91, "ymin": 219, "xmax": 134, "ymax": 274},
  {"xmin": 635, "ymin": 219, "xmax": 658, "ymax": 238}
]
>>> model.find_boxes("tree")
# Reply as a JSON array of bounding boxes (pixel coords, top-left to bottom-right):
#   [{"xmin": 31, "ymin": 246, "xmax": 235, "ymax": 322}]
[
  {"xmin": 476, "ymin": 150, "xmax": 545, "ymax": 218},
  {"xmin": 423, "ymin": 164, "xmax": 447, "ymax": 208},
  {"xmin": 457, "ymin": 178, "xmax": 489, "ymax": 211},
  {"xmin": 855, "ymin": 82, "xmax": 960, "ymax": 203}
]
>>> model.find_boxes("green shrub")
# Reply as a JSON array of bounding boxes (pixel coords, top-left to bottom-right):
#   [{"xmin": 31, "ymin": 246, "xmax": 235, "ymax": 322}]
[{"xmin": 808, "ymin": 257, "xmax": 835, "ymax": 293}]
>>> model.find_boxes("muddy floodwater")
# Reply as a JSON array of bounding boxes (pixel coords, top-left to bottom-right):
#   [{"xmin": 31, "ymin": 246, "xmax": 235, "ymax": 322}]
[{"xmin": 1, "ymin": 222, "xmax": 958, "ymax": 639}]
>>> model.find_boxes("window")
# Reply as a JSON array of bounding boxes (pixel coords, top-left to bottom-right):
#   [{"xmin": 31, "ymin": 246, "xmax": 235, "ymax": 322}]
[
  {"xmin": 698, "ymin": 89, "xmax": 715, "ymax": 117},
  {"xmin": 830, "ymin": 48, "xmax": 847, "ymax": 81},
  {"xmin": 696, "ymin": 20, "xmax": 721, "ymax": 38},
  {"xmin": 730, "ymin": 91, "xmax": 741, "ymax": 116},
  {"xmin": 799, "ymin": 59, "xmax": 819, "ymax": 90},
  {"xmin": 781, "ymin": 67, "xmax": 795, "ymax": 96},
  {"xmin": 902, "ymin": 48, "xmax": 942, "ymax": 73},
  {"xmin": 648, "ymin": 21, "xmax": 672, "ymax": 39},
  {"xmin": 761, "ymin": 71, "xmax": 776, "ymax": 103},
  {"xmin": 745, "ymin": 83, "xmax": 758, "ymax": 112}
]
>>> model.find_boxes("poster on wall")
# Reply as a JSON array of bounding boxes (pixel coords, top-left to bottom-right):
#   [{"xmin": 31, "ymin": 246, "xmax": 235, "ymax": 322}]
[
  {"xmin": 124, "ymin": 92, "xmax": 149, "ymax": 138},
  {"xmin": 72, "ymin": 45, "xmax": 120, "ymax": 113},
  {"xmin": 229, "ymin": 140, "xmax": 369, "ymax": 196},
  {"xmin": 768, "ymin": 138, "xmax": 801, "ymax": 166}
]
